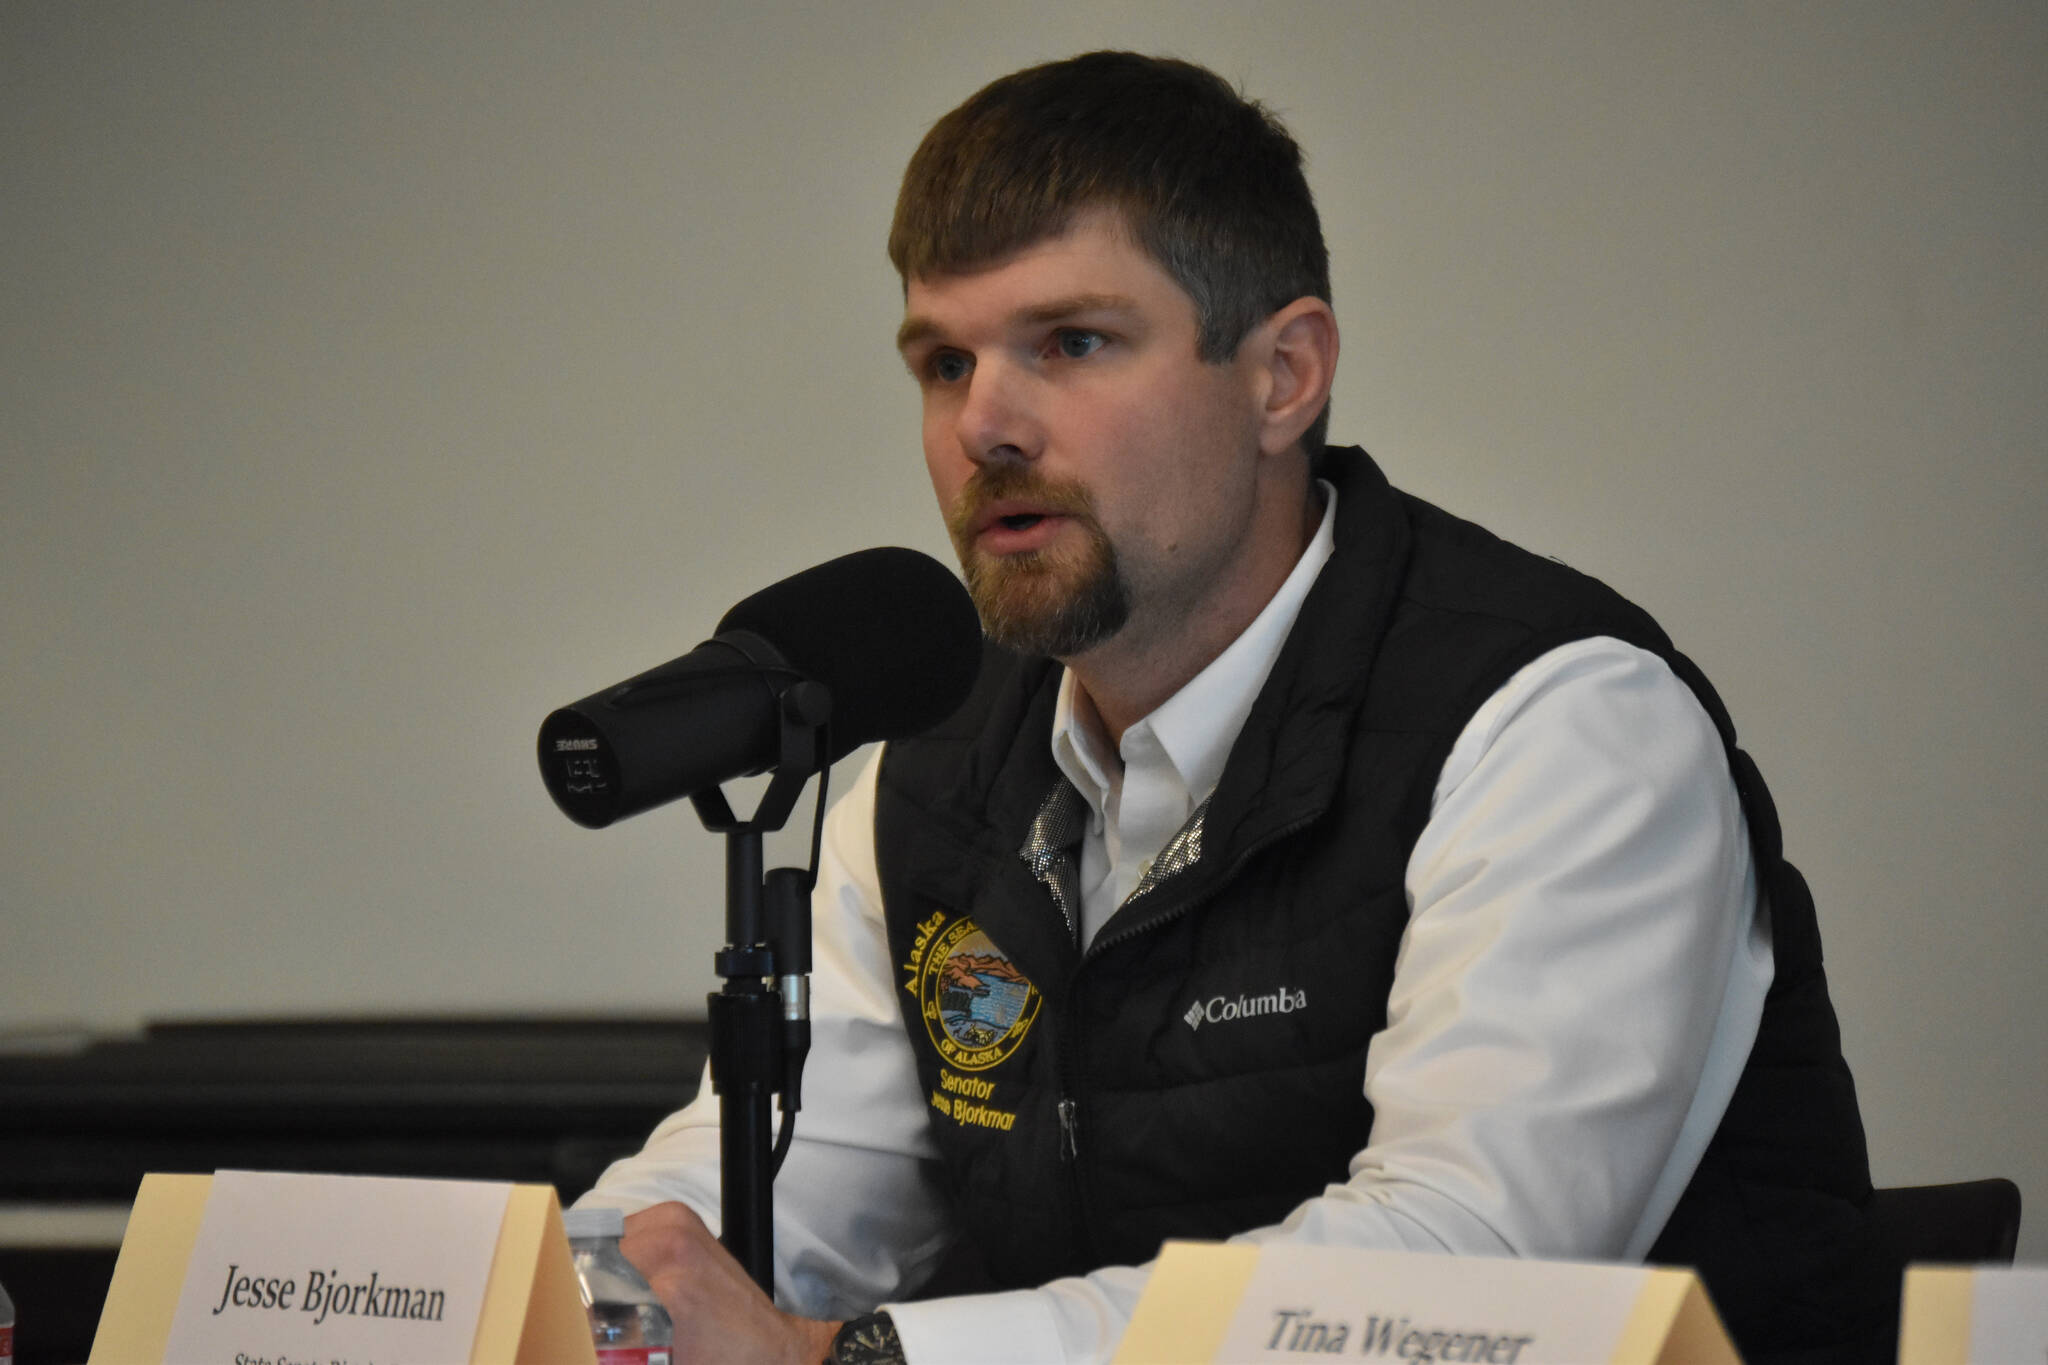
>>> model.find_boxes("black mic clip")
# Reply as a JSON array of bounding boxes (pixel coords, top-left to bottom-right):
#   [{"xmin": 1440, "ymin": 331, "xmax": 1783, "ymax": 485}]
[{"xmin": 684, "ymin": 630, "xmax": 834, "ymax": 839}]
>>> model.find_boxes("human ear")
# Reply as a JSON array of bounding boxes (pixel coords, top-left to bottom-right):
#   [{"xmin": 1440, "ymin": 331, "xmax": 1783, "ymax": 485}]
[{"xmin": 1249, "ymin": 298, "xmax": 1339, "ymax": 458}]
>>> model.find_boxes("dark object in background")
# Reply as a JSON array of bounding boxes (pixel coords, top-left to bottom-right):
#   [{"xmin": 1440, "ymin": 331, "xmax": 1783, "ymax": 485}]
[
  {"xmin": 1868, "ymin": 1178, "xmax": 2021, "ymax": 1266},
  {"xmin": 0, "ymin": 1015, "xmax": 706, "ymax": 1365}
]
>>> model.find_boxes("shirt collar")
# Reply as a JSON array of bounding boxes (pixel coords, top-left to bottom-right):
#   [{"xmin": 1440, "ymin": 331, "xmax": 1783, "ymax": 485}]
[{"xmin": 1051, "ymin": 481, "xmax": 1339, "ymax": 822}]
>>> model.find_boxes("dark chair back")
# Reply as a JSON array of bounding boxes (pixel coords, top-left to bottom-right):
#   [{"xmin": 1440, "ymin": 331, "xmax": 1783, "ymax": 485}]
[{"xmin": 1869, "ymin": 1178, "xmax": 2022, "ymax": 1266}]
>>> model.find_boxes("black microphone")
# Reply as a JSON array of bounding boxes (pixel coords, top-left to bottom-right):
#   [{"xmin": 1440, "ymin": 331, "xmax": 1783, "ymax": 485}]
[{"xmin": 538, "ymin": 547, "xmax": 982, "ymax": 828}]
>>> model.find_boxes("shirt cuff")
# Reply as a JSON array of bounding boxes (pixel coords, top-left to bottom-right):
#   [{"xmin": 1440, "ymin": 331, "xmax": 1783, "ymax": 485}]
[{"xmin": 884, "ymin": 1288, "xmax": 1069, "ymax": 1365}]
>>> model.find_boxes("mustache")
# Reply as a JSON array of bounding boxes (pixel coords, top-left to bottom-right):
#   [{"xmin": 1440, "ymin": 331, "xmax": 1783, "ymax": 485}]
[{"xmin": 945, "ymin": 465, "xmax": 1099, "ymax": 539}]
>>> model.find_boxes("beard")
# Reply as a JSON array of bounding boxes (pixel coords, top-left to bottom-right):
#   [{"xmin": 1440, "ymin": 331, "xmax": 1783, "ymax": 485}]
[{"xmin": 944, "ymin": 466, "xmax": 1131, "ymax": 659}]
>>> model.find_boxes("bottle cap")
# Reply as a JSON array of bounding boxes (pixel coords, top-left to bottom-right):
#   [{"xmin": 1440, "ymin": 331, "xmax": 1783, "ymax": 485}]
[{"xmin": 562, "ymin": 1205, "xmax": 627, "ymax": 1240}]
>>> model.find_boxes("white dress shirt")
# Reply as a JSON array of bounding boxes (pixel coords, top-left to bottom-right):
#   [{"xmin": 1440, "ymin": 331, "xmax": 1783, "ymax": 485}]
[{"xmin": 581, "ymin": 487, "xmax": 1775, "ymax": 1364}]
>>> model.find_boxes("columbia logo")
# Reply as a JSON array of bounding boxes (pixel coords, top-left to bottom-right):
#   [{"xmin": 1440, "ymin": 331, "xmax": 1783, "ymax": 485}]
[{"xmin": 1183, "ymin": 986, "xmax": 1309, "ymax": 1030}]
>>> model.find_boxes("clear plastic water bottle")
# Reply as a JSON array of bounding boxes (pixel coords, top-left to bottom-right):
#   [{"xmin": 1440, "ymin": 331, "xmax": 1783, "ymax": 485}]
[{"xmin": 564, "ymin": 1206, "xmax": 673, "ymax": 1365}]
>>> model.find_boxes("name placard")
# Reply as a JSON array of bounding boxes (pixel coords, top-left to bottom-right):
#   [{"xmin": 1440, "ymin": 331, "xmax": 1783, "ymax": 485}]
[
  {"xmin": 91, "ymin": 1172, "xmax": 597, "ymax": 1364},
  {"xmin": 1899, "ymin": 1264, "xmax": 2048, "ymax": 1365},
  {"xmin": 170, "ymin": 1171, "xmax": 508, "ymax": 1361},
  {"xmin": 1112, "ymin": 1241, "xmax": 1736, "ymax": 1365}
]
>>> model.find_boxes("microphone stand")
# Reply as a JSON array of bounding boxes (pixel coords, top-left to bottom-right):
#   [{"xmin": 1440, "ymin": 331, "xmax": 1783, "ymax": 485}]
[{"xmin": 686, "ymin": 674, "xmax": 829, "ymax": 1297}]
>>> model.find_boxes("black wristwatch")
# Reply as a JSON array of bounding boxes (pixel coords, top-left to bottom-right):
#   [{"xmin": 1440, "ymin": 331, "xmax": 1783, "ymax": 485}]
[{"xmin": 828, "ymin": 1310, "xmax": 906, "ymax": 1365}]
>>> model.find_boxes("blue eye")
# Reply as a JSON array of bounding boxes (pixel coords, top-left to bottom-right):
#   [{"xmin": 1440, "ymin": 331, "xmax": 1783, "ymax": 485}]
[
  {"xmin": 931, "ymin": 352, "xmax": 970, "ymax": 383},
  {"xmin": 1055, "ymin": 330, "xmax": 1104, "ymax": 359}
]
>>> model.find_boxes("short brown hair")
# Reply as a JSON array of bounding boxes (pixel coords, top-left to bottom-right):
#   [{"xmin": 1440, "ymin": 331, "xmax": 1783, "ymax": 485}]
[{"xmin": 889, "ymin": 51, "xmax": 1332, "ymax": 454}]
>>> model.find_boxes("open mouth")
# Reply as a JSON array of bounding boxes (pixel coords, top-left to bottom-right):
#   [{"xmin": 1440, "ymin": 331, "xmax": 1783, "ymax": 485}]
[{"xmin": 964, "ymin": 494, "xmax": 1075, "ymax": 548}]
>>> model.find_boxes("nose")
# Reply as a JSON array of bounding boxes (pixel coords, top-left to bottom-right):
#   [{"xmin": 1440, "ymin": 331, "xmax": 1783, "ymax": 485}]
[{"xmin": 952, "ymin": 358, "xmax": 1039, "ymax": 467}]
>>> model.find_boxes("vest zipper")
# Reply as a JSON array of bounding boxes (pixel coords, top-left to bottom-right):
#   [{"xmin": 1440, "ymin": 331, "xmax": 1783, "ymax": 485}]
[
  {"xmin": 1055, "ymin": 1015, "xmax": 1098, "ymax": 1269},
  {"xmin": 1049, "ymin": 809, "xmax": 1319, "ymax": 1270}
]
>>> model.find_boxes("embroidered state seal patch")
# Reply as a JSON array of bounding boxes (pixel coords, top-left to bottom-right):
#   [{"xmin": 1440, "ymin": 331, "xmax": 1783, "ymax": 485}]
[{"xmin": 914, "ymin": 917, "xmax": 1041, "ymax": 1072}]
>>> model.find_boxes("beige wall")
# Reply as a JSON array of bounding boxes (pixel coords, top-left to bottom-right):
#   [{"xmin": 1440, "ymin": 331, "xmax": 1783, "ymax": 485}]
[{"xmin": 4, "ymin": 4, "xmax": 2042, "ymax": 1258}]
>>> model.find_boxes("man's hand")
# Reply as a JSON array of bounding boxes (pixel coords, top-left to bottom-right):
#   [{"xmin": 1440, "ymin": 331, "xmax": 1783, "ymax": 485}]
[{"xmin": 619, "ymin": 1202, "xmax": 842, "ymax": 1365}]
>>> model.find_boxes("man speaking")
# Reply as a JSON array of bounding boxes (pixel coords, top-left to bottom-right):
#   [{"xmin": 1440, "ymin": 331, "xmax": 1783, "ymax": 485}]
[{"xmin": 579, "ymin": 51, "xmax": 1885, "ymax": 1365}]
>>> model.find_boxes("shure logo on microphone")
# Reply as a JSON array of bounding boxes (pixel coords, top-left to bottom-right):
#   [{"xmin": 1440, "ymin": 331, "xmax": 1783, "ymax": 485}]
[
  {"xmin": 1183, "ymin": 986, "xmax": 1308, "ymax": 1030},
  {"xmin": 553, "ymin": 738, "xmax": 601, "ymax": 752}
]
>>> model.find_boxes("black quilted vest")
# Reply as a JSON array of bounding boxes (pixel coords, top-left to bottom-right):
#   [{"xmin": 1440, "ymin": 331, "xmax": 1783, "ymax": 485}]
[{"xmin": 876, "ymin": 448, "xmax": 1889, "ymax": 1363}]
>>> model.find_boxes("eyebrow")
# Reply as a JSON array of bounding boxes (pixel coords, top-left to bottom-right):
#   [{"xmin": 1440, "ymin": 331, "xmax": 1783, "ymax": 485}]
[{"xmin": 895, "ymin": 292, "xmax": 1143, "ymax": 353}]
